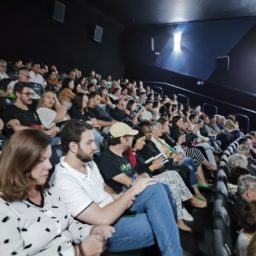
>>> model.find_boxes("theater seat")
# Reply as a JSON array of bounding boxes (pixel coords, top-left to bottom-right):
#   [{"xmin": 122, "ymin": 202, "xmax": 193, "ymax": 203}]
[
  {"xmin": 212, "ymin": 229, "xmax": 232, "ymax": 256},
  {"xmin": 217, "ymin": 169, "xmax": 228, "ymax": 185},
  {"xmin": 213, "ymin": 199, "xmax": 233, "ymax": 255}
]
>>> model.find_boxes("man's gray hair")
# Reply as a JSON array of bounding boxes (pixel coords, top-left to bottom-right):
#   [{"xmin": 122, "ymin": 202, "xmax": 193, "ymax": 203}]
[
  {"xmin": 236, "ymin": 145, "xmax": 250, "ymax": 156},
  {"xmin": 237, "ymin": 175, "xmax": 256, "ymax": 195},
  {"xmin": 151, "ymin": 122, "xmax": 162, "ymax": 130},
  {"xmin": 227, "ymin": 153, "xmax": 248, "ymax": 170}
]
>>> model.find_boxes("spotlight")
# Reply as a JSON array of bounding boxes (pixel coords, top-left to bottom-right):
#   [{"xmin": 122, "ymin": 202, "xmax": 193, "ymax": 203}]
[{"xmin": 173, "ymin": 32, "xmax": 181, "ymax": 51}]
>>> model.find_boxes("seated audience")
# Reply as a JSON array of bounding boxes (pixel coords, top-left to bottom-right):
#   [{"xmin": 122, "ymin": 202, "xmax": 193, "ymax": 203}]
[
  {"xmin": 110, "ymin": 99, "xmax": 133, "ymax": 126},
  {"xmin": 29, "ymin": 62, "xmax": 46, "ymax": 87},
  {"xmin": 127, "ymin": 127, "xmax": 207, "ymax": 232},
  {"xmin": 37, "ymin": 90, "xmax": 67, "ymax": 128},
  {"xmin": 0, "ymin": 129, "xmax": 113, "ymax": 255},
  {"xmin": 46, "ymin": 69, "xmax": 61, "ymax": 92},
  {"xmin": 87, "ymin": 92, "xmax": 115, "ymax": 128},
  {"xmin": 6, "ymin": 67, "xmax": 31, "ymax": 97},
  {"xmin": 139, "ymin": 100, "xmax": 153, "ymax": 121},
  {"xmin": 52, "ymin": 120, "xmax": 183, "ymax": 255},
  {"xmin": 3, "ymin": 82, "xmax": 58, "ymax": 137}
]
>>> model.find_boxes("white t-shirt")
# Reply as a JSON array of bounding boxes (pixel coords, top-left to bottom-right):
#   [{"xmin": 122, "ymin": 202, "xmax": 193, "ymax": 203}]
[
  {"xmin": 29, "ymin": 71, "xmax": 45, "ymax": 86},
  {"xmin": 140, "ymin": 110, "xmax": 153, "ymax": 121},
  {"xmin": 52, "ymin": 158, "xmax": 114, "ymax": 217}
]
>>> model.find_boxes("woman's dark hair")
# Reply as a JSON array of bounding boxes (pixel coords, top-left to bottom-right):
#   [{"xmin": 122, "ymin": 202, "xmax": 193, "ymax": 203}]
[
  {"xmin": 98, "ymin": 87, "xmax": 107, "ymax": 97},
  {"xmin": 172, "ymin": 115, "xmax": 182, "ymax": 126},
  {"xmin": 72, "ymin": 93, "xmax": 85, "ymax": 111},
  {"xmin": 76, "ymin": 76, "xmax": 86, "ymax": 86},
  {"xmin": 126, "ymin": 100, "xmax": 136, "ymax": 111},
  {"xmin": 0, "ymin": 130, "xmax": 51, "ymax": 202},
  {"xmin": 132, "ymin": 128, "xmax": 145, "ymax": 148},
  {"xmin": 61, "ymin": 77, "xmax": 74, "ymax": 91}
]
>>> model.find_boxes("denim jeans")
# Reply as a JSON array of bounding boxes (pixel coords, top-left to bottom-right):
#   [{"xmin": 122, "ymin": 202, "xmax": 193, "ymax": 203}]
[
  {"xmin": 108, "ymin": 183, "xmax": 183, "ymax": 256},
  {"xmin": 179, "ymin": 156, "xmax": 198, "ymax": 186}
]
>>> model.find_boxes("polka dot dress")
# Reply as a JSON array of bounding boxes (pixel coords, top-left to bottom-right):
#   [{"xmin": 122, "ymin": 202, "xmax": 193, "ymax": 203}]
[{"xmin": 0, "ymin": 185, "xmax": 92, "ymax": 256}]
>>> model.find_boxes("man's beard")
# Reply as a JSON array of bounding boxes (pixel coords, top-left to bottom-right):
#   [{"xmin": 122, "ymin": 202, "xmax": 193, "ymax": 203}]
[{"xmin": 76, "ymin": 148, "xmax": 94, "ymax": 163}]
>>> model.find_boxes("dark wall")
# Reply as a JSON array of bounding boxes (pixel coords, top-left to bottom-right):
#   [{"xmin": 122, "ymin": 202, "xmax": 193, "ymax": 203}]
[
  {"xmin": 210, "ymin": 24, "xmax": 256, "ymax": 94},
  {"xmin": 0, "ymin": 0, "xmax": 125, "ymax": 78},
  {"xmin": 122, "ymin": 17, "xmax": 256, "ymax": 93}
]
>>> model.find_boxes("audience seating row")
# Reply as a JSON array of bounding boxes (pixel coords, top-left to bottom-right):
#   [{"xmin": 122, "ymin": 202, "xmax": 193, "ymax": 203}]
[{"xmin": 212, "ymin": 137, "xmax": 241, "ymax": 256}]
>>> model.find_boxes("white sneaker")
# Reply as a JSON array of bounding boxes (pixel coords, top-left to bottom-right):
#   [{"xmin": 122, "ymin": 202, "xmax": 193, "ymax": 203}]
[{"xmin": 182, "ymin": 208, "xmax": 194, "ymax": 222}]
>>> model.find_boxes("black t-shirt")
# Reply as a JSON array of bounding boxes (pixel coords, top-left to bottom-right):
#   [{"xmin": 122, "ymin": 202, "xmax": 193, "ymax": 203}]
[
  {"xmin": 87, "ymin": 106, "xmax": 113, "ymax": 122},
  {"xmin": 110, "ymin": 108, "xmax": 132, "ymax": 125},
  {"xmin": 68, "ymin": 107, "xmax": 90, "ymax": 121},
  {"xmin": 97, "ymin": 149, "xmax": 134, "ymax": 193},
  {"xmin": 3, "ymin": 105, "xmax": 40, "ymax": 137}
]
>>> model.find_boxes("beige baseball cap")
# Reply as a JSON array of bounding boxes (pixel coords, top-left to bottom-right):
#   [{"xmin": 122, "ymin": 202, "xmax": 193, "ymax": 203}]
[{"xmin": 109, "ymin": 122, "xmax": 138, "ymax": 138}]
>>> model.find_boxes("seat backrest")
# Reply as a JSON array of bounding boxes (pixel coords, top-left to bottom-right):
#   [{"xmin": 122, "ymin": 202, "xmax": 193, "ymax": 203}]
[
  {"xmin": 212, "ymin": 229, "xmax": 232, "ymax": 256},
  {"xmin": 28, "ymin": 82, "xmax": 43, "ymax": 96},
  {"xmin": 216, "ymin": 180, "xmax": 228, "ymax": 199},
  {"xmin": 221, "ymin": 154, "xmax": 228, "ymax": 164},
  {"xmin": 227, "ymin": 146, "xmax": 234, "ymax": 155},
  {"xmin": 217, "ymin": 169, "xmax": 228, "ymax": 185},
  {"xmin": 213, "ymin": 199, "xmax": 233, "ymax": 254},
  {"xmin": 50, "ymin": 144, "xmax": 64, "ymax": 167}
]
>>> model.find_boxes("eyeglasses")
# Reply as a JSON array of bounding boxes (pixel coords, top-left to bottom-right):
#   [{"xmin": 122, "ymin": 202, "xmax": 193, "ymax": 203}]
[
  {"xmin": 0, "ymin": 64, "xmax": 7, "ymax": 68},
  {"xmin": 21, "ymin": 92, "xmax": 35, "ymax": 97}
]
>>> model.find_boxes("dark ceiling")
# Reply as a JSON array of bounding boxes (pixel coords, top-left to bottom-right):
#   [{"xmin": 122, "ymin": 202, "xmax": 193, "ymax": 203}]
[{"xmin": 85, "ymin": 0, "xmax": 256, "ymax": 25}]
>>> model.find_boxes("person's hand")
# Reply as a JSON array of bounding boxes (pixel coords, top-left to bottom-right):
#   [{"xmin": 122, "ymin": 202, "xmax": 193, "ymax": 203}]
[
  {"xmin": 129, "ymin": 177, "xmax": 156, "ymax": 196},
  {"xmin": 91, "ymin": 226, "xmax": 115, "ymax": 240},
  {"xmin": 45, "ymin": 126, "xmax": 59, "ymax": 137},
  {"xmin": 150, "ymin": 158, "xmax": 165, "ymax": 171},
  {"xmin": 79, "ymin": 235, "xmax": 105, "ymax": 256},
  {"xmin": 178, "ymin": 134, "xmax": 186, "ymax": 144},
  {"xmin": 87, "ymin": 119, "xmax": 100, "ymax": 128},
  {"xmin": 137, "ymin": 172, "xmax": 150, "ymax": 179}
]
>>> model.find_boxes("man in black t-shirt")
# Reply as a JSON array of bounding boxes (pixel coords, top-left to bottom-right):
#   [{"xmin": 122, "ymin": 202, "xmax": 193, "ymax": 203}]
[
  {"xmin": 87, "ymin": 92, "xmax": 115, "ymax": 128},
  {"xmin": 3, "ymin": 82, "xmax": 59, "ymax": 137},
  {"xmin": 98, "ymin": 122, "xmax": 137, "ymax": 193},
  {"xmin": 110, "ymin": 99, "xmax": 133, "ymax": 126}
]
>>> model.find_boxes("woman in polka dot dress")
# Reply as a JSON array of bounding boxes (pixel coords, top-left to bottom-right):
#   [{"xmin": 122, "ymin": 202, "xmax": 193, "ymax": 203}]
[{"xmin": 0, "ymin": 129, "xmax": 114, "ymax": 256}]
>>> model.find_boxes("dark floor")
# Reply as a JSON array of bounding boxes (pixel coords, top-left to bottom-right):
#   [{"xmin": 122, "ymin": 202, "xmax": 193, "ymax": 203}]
[
  {"xmin": 104, "ymin": 189, "xmax": 214, "ymax": 256},
  {"xmin": 181, "ymin": 189, "xmax": 214, "ymax": 256}
]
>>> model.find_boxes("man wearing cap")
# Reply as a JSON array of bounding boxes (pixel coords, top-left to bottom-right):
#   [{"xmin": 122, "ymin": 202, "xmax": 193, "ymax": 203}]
[
  {"xmin": 52, "ymin": 120, "xmax": 183, "ymax": 255},
  {"xmin": 3, "ymin": 82, "xmax": 59, "ymax": 137}
]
